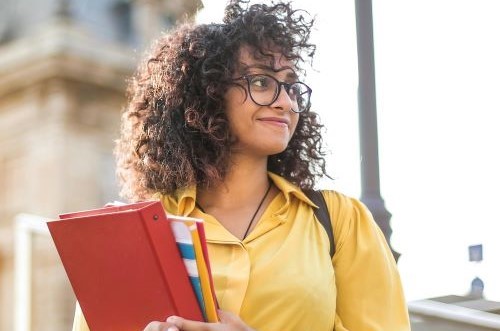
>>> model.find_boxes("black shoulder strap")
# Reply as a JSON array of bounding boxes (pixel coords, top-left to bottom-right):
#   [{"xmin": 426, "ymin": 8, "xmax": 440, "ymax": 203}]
[{"xmin": 304, "ymin": 190, "xmax": 335, "ymax": 258}]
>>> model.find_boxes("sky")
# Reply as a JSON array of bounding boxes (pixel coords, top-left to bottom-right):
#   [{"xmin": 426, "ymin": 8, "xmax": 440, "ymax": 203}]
[{"xmin": 197, "ymin": 0, "xmax": 500, "ymax": 302}]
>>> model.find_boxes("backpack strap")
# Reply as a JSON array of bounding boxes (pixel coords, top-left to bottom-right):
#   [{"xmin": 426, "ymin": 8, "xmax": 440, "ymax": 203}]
[{"xmin": 304, "ymin": 190, "xmax": 335, "ymax": 258}]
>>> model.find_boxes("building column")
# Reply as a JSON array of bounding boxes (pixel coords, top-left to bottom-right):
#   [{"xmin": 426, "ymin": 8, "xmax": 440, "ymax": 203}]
[{"xmin": 354, "ymin": 0, "xmax": 400, "ymax": 261}]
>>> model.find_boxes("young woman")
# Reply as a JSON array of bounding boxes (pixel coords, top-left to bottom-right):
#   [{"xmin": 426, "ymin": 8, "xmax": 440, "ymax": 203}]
[{"xmin": 72, "ymin": 1, "xmax": 410, "ymax": 330}]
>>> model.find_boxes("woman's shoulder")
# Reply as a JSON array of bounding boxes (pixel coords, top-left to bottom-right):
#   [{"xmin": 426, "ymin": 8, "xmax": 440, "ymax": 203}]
[
  {"xmin": 319, "ymin": 189, "xmax": 369, "ymax": 215},
  {"xmin": 318, "ymin": 189, "xmax": 379, "ymax": 247}
]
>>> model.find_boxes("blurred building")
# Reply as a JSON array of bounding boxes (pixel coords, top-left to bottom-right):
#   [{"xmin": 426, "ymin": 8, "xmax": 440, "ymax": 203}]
[{"xmin": 0, "ymin": 0, "xmax": 200, "ymax": 330}]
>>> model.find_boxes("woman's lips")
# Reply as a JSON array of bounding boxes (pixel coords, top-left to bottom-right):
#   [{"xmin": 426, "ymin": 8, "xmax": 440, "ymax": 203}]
[{"xmin": 258, "ymin": 117, "xmax": 290, "ymax": 127}]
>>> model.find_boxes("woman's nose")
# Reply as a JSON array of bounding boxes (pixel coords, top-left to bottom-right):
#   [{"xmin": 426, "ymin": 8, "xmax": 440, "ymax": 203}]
[{"xmin": 271, "ymin": 85, "xmax": 294, "ymax": 112}]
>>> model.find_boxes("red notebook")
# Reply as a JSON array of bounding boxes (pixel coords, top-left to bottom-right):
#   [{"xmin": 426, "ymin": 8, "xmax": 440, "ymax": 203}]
[{"xmin": 47, "ymin": 201, "xmax": 204, "ymax": 331}]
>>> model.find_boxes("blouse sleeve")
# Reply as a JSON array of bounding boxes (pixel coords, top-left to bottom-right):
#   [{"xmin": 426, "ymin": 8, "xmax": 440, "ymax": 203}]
[
  {"xmin": 72, "ymin": 302, "xmax": 90, "ymax": 331},
  {"xmin": 323, "ymin": 191, "xmax": 411, "ymax": 331}
]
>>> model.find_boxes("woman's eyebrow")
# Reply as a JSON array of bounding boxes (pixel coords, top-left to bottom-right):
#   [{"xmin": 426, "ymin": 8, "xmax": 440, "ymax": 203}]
[
  {"xmin": 239, "ymin": 63, "xmax": 273, "ymax": 72},
  {"xmin": 239, "ymin": 63, "xmax": 298, "ymax": 79},
  {"xmin": 284, "ymin": 71, "xmax": 299, "ymax": 81}
]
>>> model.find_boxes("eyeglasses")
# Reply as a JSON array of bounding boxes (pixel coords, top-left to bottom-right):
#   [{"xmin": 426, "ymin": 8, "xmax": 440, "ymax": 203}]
[{"xmin": 234, "ymin": 74, "xmax": 312, "ymax": 113}]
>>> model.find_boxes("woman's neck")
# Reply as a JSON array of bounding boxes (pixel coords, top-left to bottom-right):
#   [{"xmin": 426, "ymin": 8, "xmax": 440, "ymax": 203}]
[
  {"xmin": 196, "ymin": 154, "xmax": 278, "ymax": 239},
  {"xmin": 196, "ymin": 155, "xmax": 270, "ymax": 211}
]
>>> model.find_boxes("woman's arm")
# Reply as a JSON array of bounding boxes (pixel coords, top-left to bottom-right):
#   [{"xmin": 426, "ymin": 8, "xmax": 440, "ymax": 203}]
[{"xmin": 325, "ymin": 191, "xmax": 411, "ymax": 331}]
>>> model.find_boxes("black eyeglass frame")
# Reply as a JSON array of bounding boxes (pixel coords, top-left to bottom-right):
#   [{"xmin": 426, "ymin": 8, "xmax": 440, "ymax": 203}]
[{"xmin": 234, "ymin": 74, "xmax": 312, "ymax": 113}]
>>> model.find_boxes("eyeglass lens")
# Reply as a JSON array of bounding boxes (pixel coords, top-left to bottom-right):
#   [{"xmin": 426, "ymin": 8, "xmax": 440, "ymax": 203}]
[{"xmin": 246, "ymin": 75, "xmax": 310, "ymax": 112}]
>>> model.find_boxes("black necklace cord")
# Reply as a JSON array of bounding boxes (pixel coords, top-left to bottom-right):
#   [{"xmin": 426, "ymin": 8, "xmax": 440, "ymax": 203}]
[
  {"xmin": 242, "ymin": 180, "xmax": 272, "ymax": 240},
  {"xmin": 195, "ymin": 180, "xmax": 273, "ymax": 240}
]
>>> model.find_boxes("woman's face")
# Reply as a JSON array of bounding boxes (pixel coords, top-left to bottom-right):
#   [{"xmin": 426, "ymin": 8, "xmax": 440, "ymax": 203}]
[{"xmin": 224, "ymin": 46, "xmax": 300, "ymax": 158}]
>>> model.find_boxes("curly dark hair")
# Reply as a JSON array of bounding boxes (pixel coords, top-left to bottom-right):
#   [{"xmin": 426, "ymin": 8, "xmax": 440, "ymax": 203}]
[{"xmin": 115, "ymin": 0, "xmax": 328, "ymax": 201}]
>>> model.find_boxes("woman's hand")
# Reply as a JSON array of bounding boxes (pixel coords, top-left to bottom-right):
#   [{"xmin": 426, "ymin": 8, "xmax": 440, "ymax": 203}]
[{"xmin": 143, "ymin": 310, "xmax": 255, "ymax": 331}]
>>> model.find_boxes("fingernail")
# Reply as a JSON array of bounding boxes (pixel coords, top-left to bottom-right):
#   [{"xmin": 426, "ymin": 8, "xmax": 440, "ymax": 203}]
[{"xmin": 166, "ymin": 316, "xmax": 178, "ymax": 323}]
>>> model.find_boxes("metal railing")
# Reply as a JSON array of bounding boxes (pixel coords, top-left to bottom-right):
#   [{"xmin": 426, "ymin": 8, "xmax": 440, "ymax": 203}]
[{"xmin": 409, "ymin": 299, "xmax": 500, "ymax": 330}]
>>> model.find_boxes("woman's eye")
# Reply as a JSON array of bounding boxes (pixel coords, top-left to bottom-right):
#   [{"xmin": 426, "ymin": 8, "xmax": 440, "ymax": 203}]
[
  {"xmin": 290, "ymin": 83, "xmax": 306, "ymax": 98},
  {"xmin": 250, "ymin": 76, "xmax": 271, "ymax": 88}
]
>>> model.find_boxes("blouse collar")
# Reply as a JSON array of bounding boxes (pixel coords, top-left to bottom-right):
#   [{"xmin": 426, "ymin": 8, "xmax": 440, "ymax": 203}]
[{"xmin": 157, "ymin": 172, "xmax": 318, "ymax": 216}]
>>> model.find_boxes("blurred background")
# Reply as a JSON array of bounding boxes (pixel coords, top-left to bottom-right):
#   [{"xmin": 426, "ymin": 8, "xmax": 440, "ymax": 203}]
[{"xmin": 1, "ymin": 0, "xmax": 499, "ymax": 330}]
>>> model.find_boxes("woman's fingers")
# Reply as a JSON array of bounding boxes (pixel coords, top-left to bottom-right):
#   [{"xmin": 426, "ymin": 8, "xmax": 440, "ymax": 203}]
[
  {"xmin": 165, "ymin": 311, "xmax": 255, "ymax": 331},
  {"xmin": 217, "ymin": 310, "xmax": 255, "ymax": 331},
  {"xmin": 143, "ymin": 321, "xmax": 179, "ymax": 331},
  {"xmin": 167, "ymin": 316, "xmax": 211, "ymax": 331},
  {"xmin": 217, "ymin": 310, "xmax": 239, "ymax": 324}
]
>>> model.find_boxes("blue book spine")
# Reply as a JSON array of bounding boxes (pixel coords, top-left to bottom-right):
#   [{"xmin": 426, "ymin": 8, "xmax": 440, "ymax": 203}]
[{"xmin": 176, "ymin": 242, "xmax": 207, "ymax": 321}]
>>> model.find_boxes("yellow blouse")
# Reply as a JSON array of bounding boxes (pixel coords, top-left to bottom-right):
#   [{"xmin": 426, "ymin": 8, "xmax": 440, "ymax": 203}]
[{"xmin": 72, "ymin": 172, "xmax": 410, "ymax": 330}]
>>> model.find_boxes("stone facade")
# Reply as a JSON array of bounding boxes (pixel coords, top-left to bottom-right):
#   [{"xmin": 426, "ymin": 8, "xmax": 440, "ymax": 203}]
[{"xmin": 0, "ymin": 1, "xmax": 200, "ymax": 330}]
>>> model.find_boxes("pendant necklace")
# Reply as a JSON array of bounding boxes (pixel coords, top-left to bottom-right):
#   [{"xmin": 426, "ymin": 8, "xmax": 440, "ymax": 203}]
[{"xmin": 196, "ymin": 180, "xmax": 272, "ymax": 240}]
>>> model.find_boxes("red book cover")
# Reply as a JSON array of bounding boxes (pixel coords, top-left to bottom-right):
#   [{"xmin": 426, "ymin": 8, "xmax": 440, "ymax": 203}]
[{"xmin": 47, "ymin": 201, "xmax": 204, "ymax": 331}]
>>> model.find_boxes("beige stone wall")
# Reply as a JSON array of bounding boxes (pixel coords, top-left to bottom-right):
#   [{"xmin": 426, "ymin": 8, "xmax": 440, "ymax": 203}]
[
  {"xmin": 0, "ymin": 1, "xmax": 202, "ymax": 330},
  {"xmin": 0, "ymin": 22, "xmax": 132, "ymax": 331}
]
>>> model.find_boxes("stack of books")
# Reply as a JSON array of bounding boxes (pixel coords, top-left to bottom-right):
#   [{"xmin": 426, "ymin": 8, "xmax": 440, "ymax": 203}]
[{"xmin": 47, "ymin": 201, "xmax": 218, "ymax": 331}]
